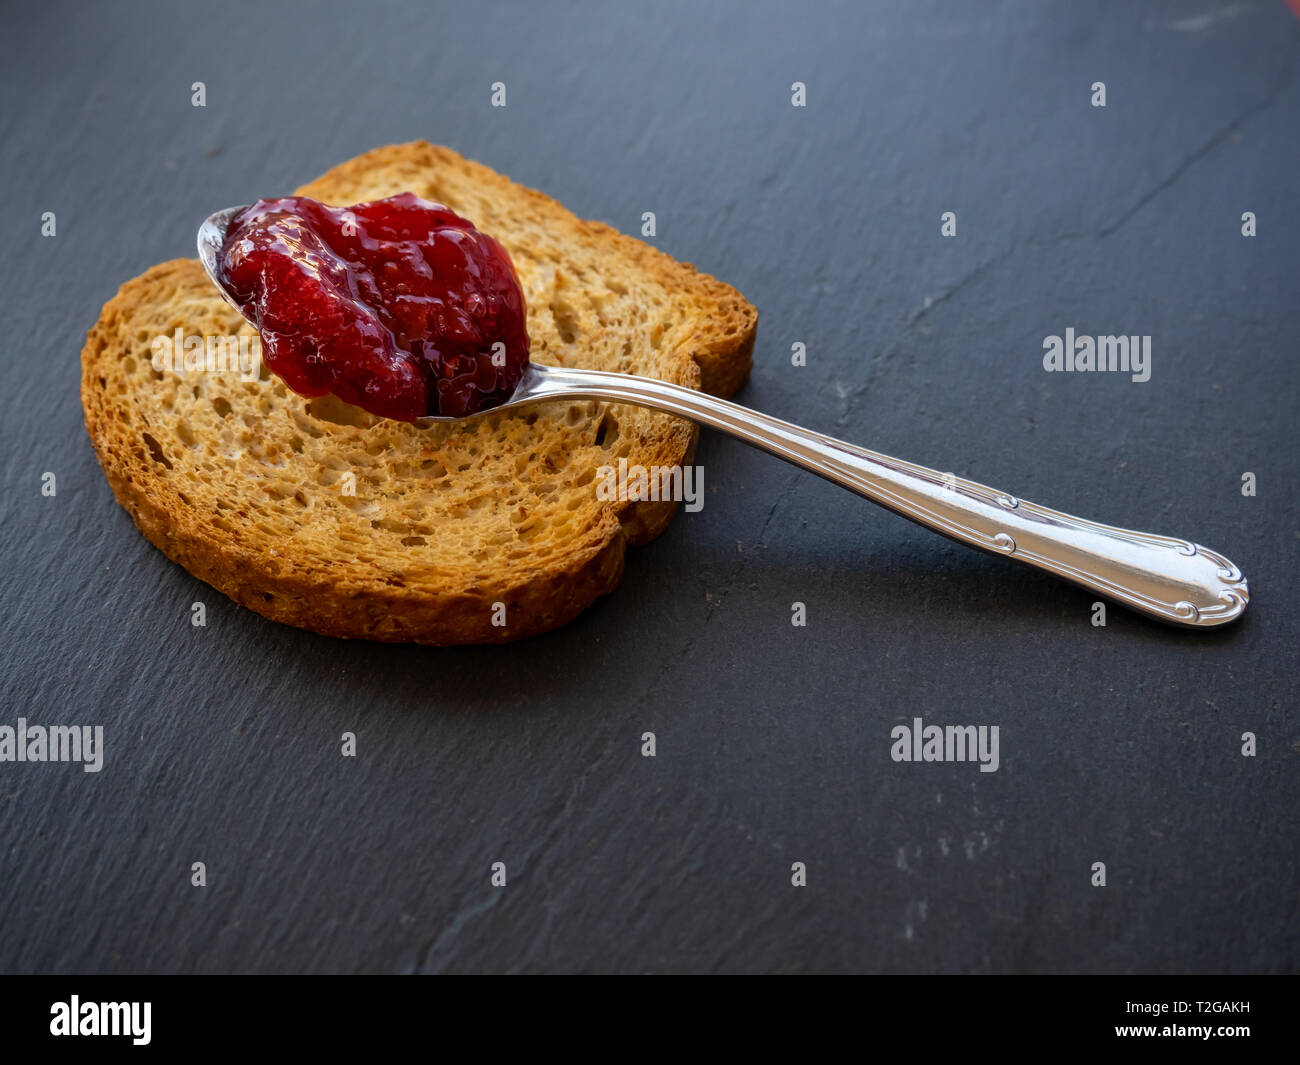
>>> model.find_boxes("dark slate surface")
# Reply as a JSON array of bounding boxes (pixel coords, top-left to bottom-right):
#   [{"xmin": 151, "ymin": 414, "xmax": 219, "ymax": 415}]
[{"xmin": 1, "ymin": 0, "xmax": 1297, "ymax": 974}]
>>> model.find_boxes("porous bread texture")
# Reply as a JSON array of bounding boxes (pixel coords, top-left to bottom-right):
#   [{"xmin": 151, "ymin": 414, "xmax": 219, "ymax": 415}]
[{"xmin": 81, "ymin": 141, "xmax": 757, "ymax": 644}]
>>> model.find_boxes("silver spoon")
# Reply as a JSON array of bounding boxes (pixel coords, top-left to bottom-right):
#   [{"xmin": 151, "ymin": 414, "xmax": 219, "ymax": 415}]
[{"xmin": 200, "ymin": 206, "xmax": 1249, "ymax": 629}]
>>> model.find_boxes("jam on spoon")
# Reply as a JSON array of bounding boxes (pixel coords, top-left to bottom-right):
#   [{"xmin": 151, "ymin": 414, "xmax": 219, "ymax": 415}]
[{"xmin": 218, "ymin": 192, "xmax": 530, "ymax": 420}]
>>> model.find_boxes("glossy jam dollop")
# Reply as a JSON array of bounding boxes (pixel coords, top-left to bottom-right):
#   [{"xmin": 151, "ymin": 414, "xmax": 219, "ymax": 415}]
[{"xmin": 218, "ymin": 193, "xmax": 530, "ymax": 420}]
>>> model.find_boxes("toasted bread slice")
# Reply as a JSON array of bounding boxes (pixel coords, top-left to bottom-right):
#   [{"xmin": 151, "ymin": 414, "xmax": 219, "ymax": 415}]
[{"xmin": 81, "ymin": 142, "xmax": 757, "ymax": 643}]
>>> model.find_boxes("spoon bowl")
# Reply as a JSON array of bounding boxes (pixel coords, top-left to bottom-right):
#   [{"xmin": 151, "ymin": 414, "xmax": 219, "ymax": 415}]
[{"xmin": 197, "ymin": 205, "xmax": 250, "ymax": 317}]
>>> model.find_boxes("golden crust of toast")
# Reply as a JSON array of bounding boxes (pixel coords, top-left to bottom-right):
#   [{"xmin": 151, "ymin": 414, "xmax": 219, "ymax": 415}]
[{"xmin": 81, "ymin": 141, "xmax": 757, "ymax": 643}]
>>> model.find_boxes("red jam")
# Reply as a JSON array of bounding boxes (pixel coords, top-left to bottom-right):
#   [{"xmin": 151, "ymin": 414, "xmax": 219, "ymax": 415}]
[{"xmin": 218, "ymin": 193, "xmax": 530, "ymax": 420}]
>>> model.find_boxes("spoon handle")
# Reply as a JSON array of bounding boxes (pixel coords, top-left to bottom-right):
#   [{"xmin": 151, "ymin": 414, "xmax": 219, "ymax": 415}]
[{"xmin": 526, "ymin": 364, "xmax": 1248, "ymax": 628}]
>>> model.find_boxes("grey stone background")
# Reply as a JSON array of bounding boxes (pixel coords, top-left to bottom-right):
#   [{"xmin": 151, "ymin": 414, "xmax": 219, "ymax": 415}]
[{"xmin": 1, "ymin": 0, "xmax": 1296, "ymax": 973}]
